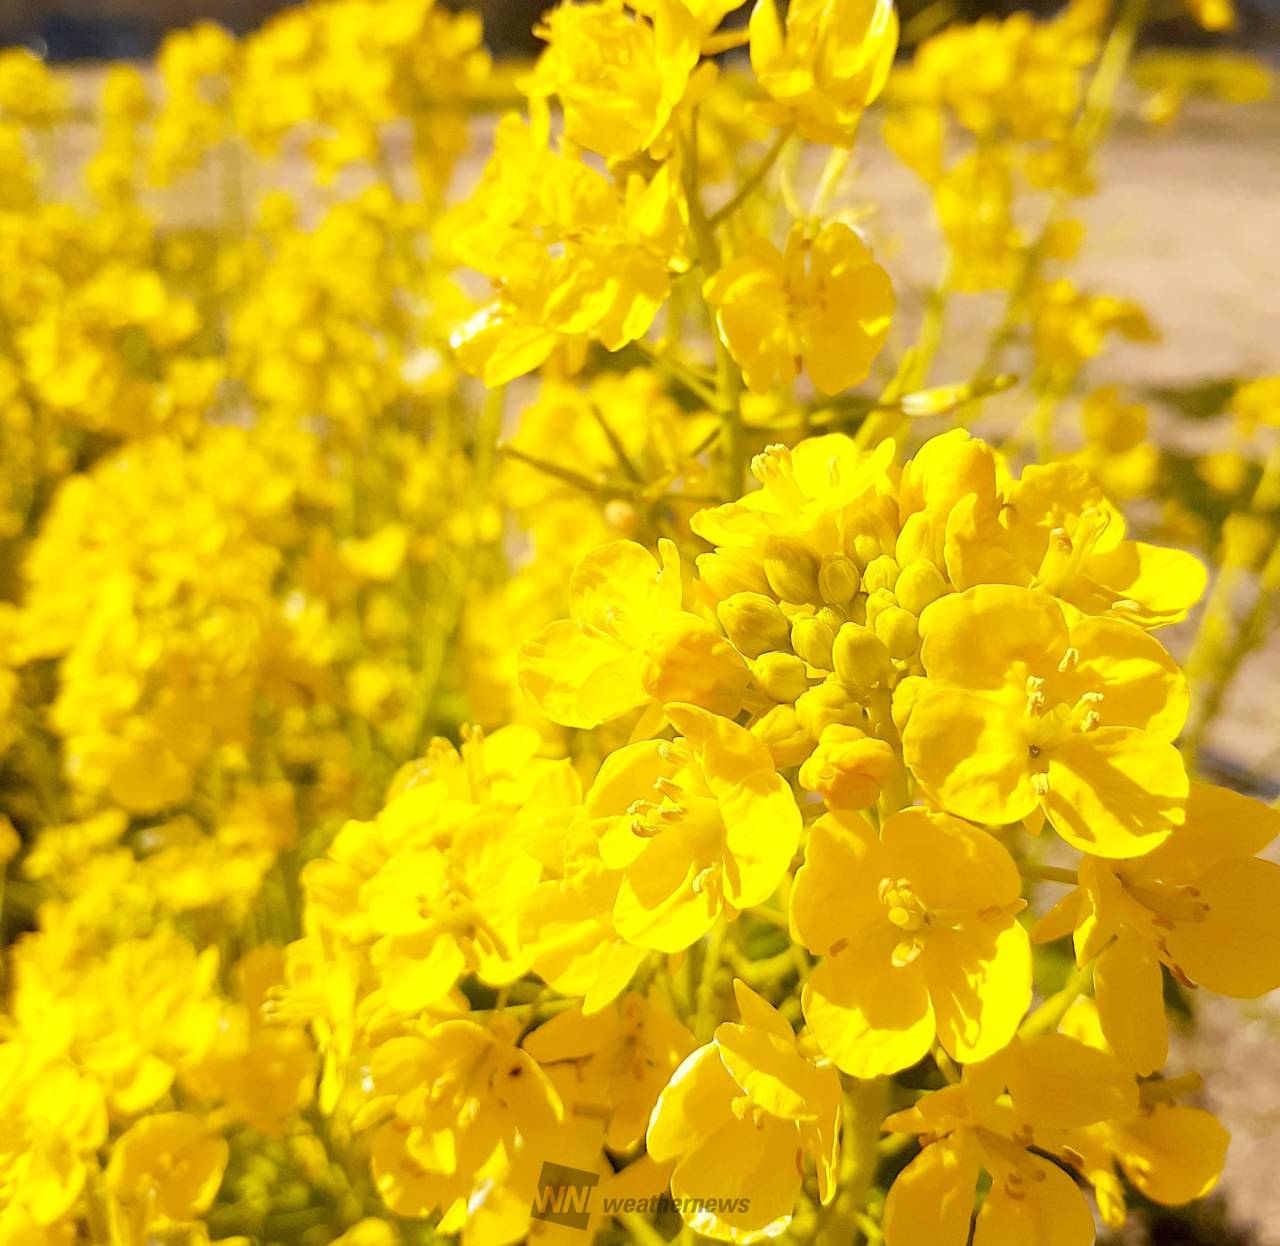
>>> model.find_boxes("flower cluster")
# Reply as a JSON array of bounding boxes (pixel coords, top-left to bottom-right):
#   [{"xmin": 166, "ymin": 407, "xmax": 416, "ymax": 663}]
[{"xmin": 0, "ymin": 0, "xmax": 1276, "ymax": 1244}]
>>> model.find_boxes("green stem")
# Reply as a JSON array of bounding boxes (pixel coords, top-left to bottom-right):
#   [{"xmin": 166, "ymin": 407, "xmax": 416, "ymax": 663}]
[
  {"xmin": 634, "ymin": 338, "xmax": 720, "ymax": 408},
  {"xmin": 1140, "ymin": 1072, "xmax": 1203, "ymax": 1105},
  {"xmin": 1022, "ymin": 862, "xmax": 1079, "ymax": 887},
  {"xmin": 694, "ymin": 919, "xmax": 728, "ymax": 1041},
  {"xmin": 1183, "ymin": 445, "xmax": 1280, "ymax": 768},
  {"xmin": 856, "ymin": 266, "xmax": 953, "ymax": 452},
  {"xmin": 1020, "ymin": 960, "xmax": 1095, "ymax": 1038},
  {"xmin": 1078, "ymin": 0, "xmax": 1151, "ymax": 149},
  {"xmin": 708, "ymin": 127, "xmax": 793, "ymax": 228},
  {"xmin": 809, "ymin": 146, "xmax": 851, "ymax": 220},
  {"xmin": 682, "ymin": 115, "xmax": 748, "ymax": 496}
]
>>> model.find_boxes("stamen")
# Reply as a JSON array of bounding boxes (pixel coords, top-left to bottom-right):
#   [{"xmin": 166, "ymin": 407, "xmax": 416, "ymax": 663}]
[
  {"xmin": 891, "ymin": 937, "xmax": 924, "ymax": 967},
  {"xmin": 691, "ymin": 866, "xmax": 716, "ymax": 895},
  {"xmin": 1025, "ymin": 675, "xmax": 1046, "ymax": 716}
]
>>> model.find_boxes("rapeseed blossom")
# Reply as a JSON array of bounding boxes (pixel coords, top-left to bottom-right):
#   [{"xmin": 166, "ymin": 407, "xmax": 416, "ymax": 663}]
[{"xmin": 0, "ymin": 0, "xmax": 1275, "ymax": 1243}]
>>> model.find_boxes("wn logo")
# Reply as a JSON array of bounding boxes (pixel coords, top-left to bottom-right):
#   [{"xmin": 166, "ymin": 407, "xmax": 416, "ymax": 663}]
[{"xmin": 530, "ymin": 1161, "xmax": 600, "ymax": 1230}]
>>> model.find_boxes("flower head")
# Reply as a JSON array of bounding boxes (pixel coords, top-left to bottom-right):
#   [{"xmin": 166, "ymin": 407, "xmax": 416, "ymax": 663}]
[
  {"xmin": 749, "ymin": 0, "xmax": 898, "ymax": 144},
  {"xmin": 647, "ymin": 981, "xmax": 841, "ymax": 1242},
  {"xmin": 793, "ymin": 807, "xmax": 1030, "ymax": 1075},
  {"xmin": 898, "ymin": 585, "xmax": 1189, "ymax": 857},
  {"xmin": 704, "ymin": 223, "xmax": 893, "ymax": 396}
]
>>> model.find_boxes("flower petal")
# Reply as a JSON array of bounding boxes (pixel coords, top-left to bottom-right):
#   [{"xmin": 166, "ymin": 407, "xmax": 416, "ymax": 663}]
[
  {"xmin": 1043, "ymin": 728, "xmax": 1186, "ymax": 859},
  {"xmin": 903, "ymin": 688, "xmax": 1038, "ymax": 826},
  {"xmin": 1163, "ymin": 856, "xmax": 1280, "ymax": 997},
  {"xmin": 1095, "ymin": 932, "xmax": 1167, "ymax": 1075},
  {"xmin": 884, "ymin": 1134, "xmax": 978, "ymax": 1246},
  {"xmin": 802, "ymin": 935, "xmax": 935, "ymax": 1077},
  {"xmin": 925, "ymin": 921, "xmax": 1031, "ymax": 1064}
]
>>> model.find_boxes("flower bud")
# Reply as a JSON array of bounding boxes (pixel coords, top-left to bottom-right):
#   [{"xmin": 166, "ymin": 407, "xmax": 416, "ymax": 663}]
[
  {"xmin": 791, "ymin": 616, "xmax": 836, "ymax": 670},
  {"xmin": 717, "ymin": 592, "xmax": 791, "ymax": 659},
  {"xmin": 864, "ymin": 587, "xmax": 897, "ymax": 629},
  {"xmin": 799, "ymin": 724, "xmax": 897, "ymax": 810},
  {"xmin": 796, "ymin": 679, "xmax": 863, "ymax": 739},
  {"xmin": 894, "ymin": 511, "xmax": 935, "ymax": 568},
  {"xmin": 862, "ymin": 554, "xmax": 900, "ymax": 594},
  {"xmin": 697, "ymin": 550, "xmax": 770, "ymax": 601},
  {"xmin": 874, "ymin": 606, "xmax": 919, "ymax": 660},
  {"xmin": 895, "ymin": 559, "xmax": 948, "ymax": 615},
  {"xmin": 763, "ymin": 536, "xmax": 821, "ymax": 604},
  {"xmin": 603, "ymin": 498, "xmax": 639, "ymax": 536},
  {"xmin": 751, "ymin": 704, "xmax": 814, "ymax": 767},
  {"xmin": 752, "ymin": 651, "xmax": 810, "ymax": 704},
  {"xmin": 832, "ymin": 624, "xmax": 891, "ymax": 696},
  {"xmin": 818, "ymin": 554, "xmax": 861, "ymax": 604},
  {"xmin": 846, "ymin": 512, "xmax": 888, "ymax": 567},
  {"xmin": 815, "ymin": 604, "xmax": 849, "ymax": 632}
]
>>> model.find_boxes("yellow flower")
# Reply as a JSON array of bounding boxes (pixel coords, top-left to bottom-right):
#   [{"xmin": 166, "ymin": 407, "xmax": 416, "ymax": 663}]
[
  {"xmin": 519, "ymin": 539, "xmax": 747, "ymax": 730},
  {"xmin": 106, "ymin": 1112, "xmax": 229, "ymax": 1223},
  {"xmin": 49, "ymin": 928, "xmax": 223, "ymax": 1116},
  {"xmin": 523, "ymin": 0, "xmax": 704, "ymax": 159},
  {"xmin": 944, "ymin": 459, "xmax": 1207, "ymax": 629},
  {"xmin": 1229, "ymin": 374, "xmax": 1280, "ymax": 437},
  {"xmin": 888, "ymin": 6, "xmax": 1098, "ymax": 144},
  {"xmin": 0, "ymin": 1048, "xmax": 107, "ymax": 1228},
  {"xmin": 362, "ymin": 815, "xmax": 538, "ymax": 1006},
  {"xmin": 1058, "ymin": 999, "xmax": 1230, "ymax": 1227},
  {"xmin": 932, "ymin": 149, "xmax": 1022, "ymax": 292},
  {"xmin": 797, "ymin": 723, "xmax": 896, "ymax": 810},
  {"xmin": 368, "ymin": 1020, "xmax": 562, "ymax": 1223},
  {"xmin": 1074, "ymin": 1102, "xmax": 1230, "ymax": 1228},
  {"xmin": 883, "ymin": 1033, "xmax": 1138, "ymax": 1246},
  {"xmin": 185, "ymin": 947, "xmax": 315, "ymax": 1137},
  {"xmin": 450, "ymin": 117, "xmax": 690, "ymax": 384},
  {"xmin": 633, "ymin": 0, "xmax": 751, "ymax": 45},
  {"xmin": 0, "ymin": 49, "xmax": 68, "ymax": 128},
  {"xmin": 519, "ymin": 867, "xmax": 651, "ymax": 1013},
  {"xmin": 523, "ymin": 992, "xmax": 695, "ymax": 1153},
  {"xmin": 704, "ymin": 223, "xmax": 894, "ymax": 396},
  {"xmin": 647, "ymin": 981, "xmax": 841, "ymax": 1243},
  {"xmin": 1030, "ymin": 278, "xmax": 1156, "ymax": 378},
  {"xmin": 792, "ymin": 808, "xmax": 1029, "ymax": 1076},
  {"xmin": 580, "ymin": 704, "xmax": 801, "ymax": 951},
  {"xmin": 1073, "ymin": 386, "xmax": 1159, "ymax": 501},
  {"xmin": 899, "ymin": 585, "xmax": 1189, "ymax": 857},
  {"xmin": 1034, "ymin": 784, "xmax": 1280, "ymax": 1073},
  {"xmin": 748, "ymin": 0, "xmax": 898, "ymax": 144},
  {"xmin": 692, "ymin": 437, "xmax": 896, "ymax": 582}
]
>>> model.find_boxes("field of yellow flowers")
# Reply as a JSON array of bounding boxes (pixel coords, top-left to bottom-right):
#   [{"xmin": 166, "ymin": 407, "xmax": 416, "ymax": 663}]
[{"xmin": 0, "ymin": 0, "xmax": 1278, "ymax": 1243}]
